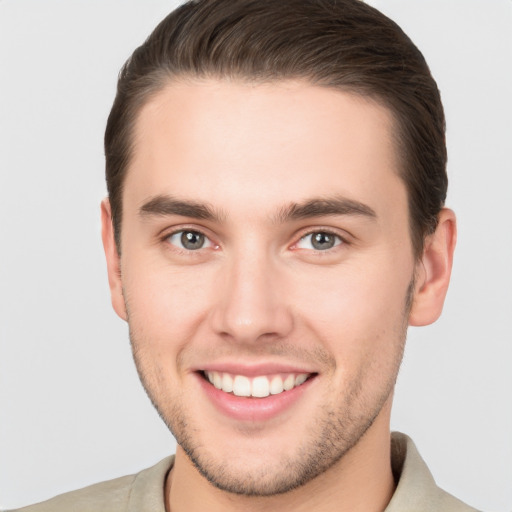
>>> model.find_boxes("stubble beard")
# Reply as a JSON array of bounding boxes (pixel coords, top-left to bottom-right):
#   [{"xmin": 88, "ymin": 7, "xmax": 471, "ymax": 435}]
[
  {"xmin": 166, "ymin": 381, "xmax": 398, "ymax": 497},
  {"xmin": 128, "ymin": 280, "xmax": 413, "ymax": 497}
]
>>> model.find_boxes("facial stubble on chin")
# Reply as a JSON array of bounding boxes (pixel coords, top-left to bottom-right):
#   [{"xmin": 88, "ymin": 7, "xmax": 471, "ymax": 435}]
[{"xmin": 126, "ymin": 277, "xmax": 415, "ymax": 497}]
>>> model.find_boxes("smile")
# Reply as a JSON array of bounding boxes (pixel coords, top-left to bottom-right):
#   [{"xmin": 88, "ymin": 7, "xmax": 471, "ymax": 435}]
[{"xmin": 204, "ymin": 371, "xmax": 311, "ymax": 398}]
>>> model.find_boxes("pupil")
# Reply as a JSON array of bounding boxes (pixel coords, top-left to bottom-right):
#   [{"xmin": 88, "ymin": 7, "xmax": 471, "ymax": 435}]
[
  {"xmin": 312, "ymin": 232, "xmax": 334, "ymax": 250},
  {"xmin": 181, "ymin": 231, "xmax": 204, "ymax": 250}
]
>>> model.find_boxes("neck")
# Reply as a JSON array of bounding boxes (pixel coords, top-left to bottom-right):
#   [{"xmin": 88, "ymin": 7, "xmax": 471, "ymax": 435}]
[{"xmin": 166, "ymin": 402, "xmax": 395, "ymax": 512}]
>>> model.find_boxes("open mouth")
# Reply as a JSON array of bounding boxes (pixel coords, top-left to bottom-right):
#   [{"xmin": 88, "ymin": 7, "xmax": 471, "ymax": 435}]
[{"xmin": 202, "ymin": 371, "xmax": 315, "ymax": 398}]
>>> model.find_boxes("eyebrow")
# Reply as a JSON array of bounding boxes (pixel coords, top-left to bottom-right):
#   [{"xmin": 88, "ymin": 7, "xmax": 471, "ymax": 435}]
[
  {"xmin": 139, "ymin": 195, "xmax": 225, "ymax": 222},
  {"xmin": 139, "ymin": 194, "xmax": 376, "ymax": 224},
  {"xmin": 274, "ymin": 196, "xmax": 377, "ymax": 223}
]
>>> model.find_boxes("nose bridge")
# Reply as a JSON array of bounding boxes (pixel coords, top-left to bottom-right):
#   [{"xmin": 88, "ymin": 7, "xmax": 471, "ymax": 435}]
[{"xmin": 211, "ymin": 243, "xmax": 292, "ymax": 343}]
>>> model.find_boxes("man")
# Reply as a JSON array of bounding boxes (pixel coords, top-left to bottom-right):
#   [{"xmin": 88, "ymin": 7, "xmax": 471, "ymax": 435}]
[{"xmin": 14, "ymin": 0, "xmax": 478, "ymax": 510}]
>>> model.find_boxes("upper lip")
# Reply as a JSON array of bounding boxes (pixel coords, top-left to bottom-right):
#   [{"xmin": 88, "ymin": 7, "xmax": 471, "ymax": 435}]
[{"xmin": 195, "ymin": 362, "xmax": 318, "ymax": 377}]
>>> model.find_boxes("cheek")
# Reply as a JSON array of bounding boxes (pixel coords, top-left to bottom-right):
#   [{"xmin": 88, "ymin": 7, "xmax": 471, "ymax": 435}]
[
  {"xmin": 121, "ymin": 256, "xmax": 216, "ymax": 351},
  {"xmin": 291, "ymin": 257, "xmax": 412, "ymax": 358}
]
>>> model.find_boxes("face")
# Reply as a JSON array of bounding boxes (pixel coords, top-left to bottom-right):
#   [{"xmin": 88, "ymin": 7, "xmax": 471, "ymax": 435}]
[{"xmin": 108, "ymin": 80, "xmax": 419, "ymax": 495}]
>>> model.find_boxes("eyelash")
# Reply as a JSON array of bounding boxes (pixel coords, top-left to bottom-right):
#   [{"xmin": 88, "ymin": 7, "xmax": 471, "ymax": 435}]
[
  {"xmin": 162, "ymin": 228, "xmax": 217, "ymax": 255},
  {"xmin": 161, "ymin": 227, "xmax": 349, "ymax": 255},
  {"xmin": 292, "ymin": 229, "xmax": 348, "ymax": 253}
]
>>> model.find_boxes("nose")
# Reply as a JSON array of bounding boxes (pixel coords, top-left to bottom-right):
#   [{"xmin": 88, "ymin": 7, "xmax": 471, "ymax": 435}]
[{"xmin": 210, "ymin": 252, "xmax": 294, "ymax": 344}]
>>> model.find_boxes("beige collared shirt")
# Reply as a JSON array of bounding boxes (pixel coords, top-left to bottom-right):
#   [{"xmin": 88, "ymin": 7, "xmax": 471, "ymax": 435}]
[{"xmin": 13, "ymin": 433, "xmax": 479, "ymax": 512}]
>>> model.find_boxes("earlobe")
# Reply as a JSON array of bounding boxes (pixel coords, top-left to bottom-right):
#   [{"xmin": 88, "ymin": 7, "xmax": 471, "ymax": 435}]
[
  {"xmin": 100, "ymin": 198, "xmax": 128, "ymax": 321},
  {"xmin": 409, "ymin": 208, "xmax": 457, "ymax": 326}
]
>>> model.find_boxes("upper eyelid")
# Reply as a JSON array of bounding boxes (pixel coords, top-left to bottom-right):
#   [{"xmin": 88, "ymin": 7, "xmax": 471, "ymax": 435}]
[
  {"xmin": 159, "ymin": 225, "xmax": 351, "ymax": 249},
  {"xmin": 293, "ymin": 231, "xmax": 345, "ymax": 250},
  {"xmin": 160, "ymin": 225, "xmax": 215, "ymax": 241},
  {"xmin": 293, "ymin": 227, "xmax": 351, "ymax": 244},
  {"xmin": 161, "ymin": 227, "xmax": 218, "ymax": 252},
  {"xmin": 163, "ymin": 229, "xmax": 217, "ymax": 256}
]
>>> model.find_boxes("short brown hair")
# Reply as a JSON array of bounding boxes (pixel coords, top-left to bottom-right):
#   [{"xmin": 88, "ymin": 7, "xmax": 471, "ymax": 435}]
[{"xmin": 105, "ymin": 0, "xmax": 447, "ymax": 257}]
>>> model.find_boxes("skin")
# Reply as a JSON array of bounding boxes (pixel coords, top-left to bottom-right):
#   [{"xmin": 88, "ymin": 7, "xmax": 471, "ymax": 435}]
[{"xmin": 102, "ymin": 80, "xmax": 456, "ymax": 512}]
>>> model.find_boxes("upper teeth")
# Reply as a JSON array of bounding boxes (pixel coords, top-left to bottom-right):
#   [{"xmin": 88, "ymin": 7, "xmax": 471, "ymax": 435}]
[{"xmin": 205, "ymin": 371, "xmax": 309, "ymax": 398}]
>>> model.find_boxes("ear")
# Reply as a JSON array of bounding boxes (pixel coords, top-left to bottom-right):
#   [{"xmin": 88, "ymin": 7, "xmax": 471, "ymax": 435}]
[
  {"xmin": 101, "ymin": 198, "xmax": 127, "ymax": 321},
  {"xmin": 409, "ymin": 208, "xmax": 457, "ymax": 326}
]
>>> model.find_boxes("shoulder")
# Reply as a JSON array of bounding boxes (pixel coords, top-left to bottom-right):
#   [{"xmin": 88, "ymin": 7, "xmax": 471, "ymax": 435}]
[
  {"xmin": 10, "ymin": 474, "xmax": 137, "ymax": 512},
  {"xmin": 387, "ymin": 433, "xmax": 480, "ymax": 512},
  {"xmin": 9, "ymin": 456, "xmax": 174, "ymax": 512}
]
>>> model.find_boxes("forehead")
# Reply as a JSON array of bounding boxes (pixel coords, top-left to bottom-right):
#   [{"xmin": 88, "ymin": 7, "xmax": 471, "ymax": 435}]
[{"xmin": 125, "ymin": 79, "xmax": 405, "ymax": 222}]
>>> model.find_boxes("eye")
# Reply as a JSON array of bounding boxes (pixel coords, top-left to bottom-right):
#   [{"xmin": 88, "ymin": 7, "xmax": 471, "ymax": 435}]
[
  {"xmin": 167, "ymin": 230, "xmax": 213, "ymax": 251},
  {"xmin": 296, "ymin": 231, "xmax": 343, "ymax": 251}
]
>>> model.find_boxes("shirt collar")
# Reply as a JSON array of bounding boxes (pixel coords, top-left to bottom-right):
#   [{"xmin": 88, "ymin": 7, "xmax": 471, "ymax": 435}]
[{"xmin": 125, "ymin": 433, "xmax": 475, "ymax": 512}]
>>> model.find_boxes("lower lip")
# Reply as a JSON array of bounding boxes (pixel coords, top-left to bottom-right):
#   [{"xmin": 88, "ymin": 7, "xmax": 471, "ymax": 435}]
[{"xmin": 196, "ymin": 373, "xmax": 315, "ymax": 422}]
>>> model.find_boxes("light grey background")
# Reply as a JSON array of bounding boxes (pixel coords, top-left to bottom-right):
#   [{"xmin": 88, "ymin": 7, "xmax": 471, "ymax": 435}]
[{"xmin": 0, "ymin": 1, "xmax": 511, "ymax": 510}]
